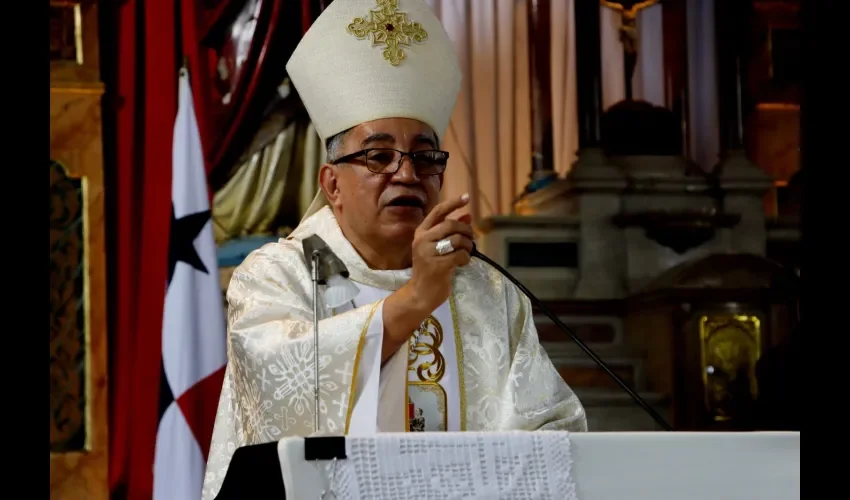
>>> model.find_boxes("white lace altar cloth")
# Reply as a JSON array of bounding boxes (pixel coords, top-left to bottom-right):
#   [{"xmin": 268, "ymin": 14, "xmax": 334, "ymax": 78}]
[{"xmin": 278, "ymin": 431, "xmax": 577, "ymax": 500}]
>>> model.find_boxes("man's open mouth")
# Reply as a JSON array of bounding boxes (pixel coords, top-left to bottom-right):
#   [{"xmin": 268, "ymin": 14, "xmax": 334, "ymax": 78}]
[{"xmin": 386, "ymin": 196, "xmax": 425, "ymax": 209}]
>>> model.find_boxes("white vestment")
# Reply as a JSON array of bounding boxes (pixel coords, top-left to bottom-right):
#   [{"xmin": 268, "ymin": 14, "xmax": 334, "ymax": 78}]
[{"xmin": 202, "ymin": 207, "xmax": 587, "ymax": 499}]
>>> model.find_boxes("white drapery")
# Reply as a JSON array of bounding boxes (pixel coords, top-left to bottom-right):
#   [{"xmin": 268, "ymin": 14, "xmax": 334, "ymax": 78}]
[
  {"xmin": 634, "ymin": 5, "xmax": 665, "ymax": 107},
  {"xmin": 424, "ymin": 0, "xmax": 578, "ymax": 220},
  {"xmin": 427, "ymin": 1, "xmax": 675, "ymax": 221},
  {"xmin": 686, "ymin": 0, "xmax": 720, "ymax": 171}
]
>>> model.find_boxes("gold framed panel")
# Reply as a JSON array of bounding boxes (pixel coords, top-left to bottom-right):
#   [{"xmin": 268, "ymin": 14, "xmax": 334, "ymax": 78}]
[
  {"xmin": 699, "ymin": 315, "xmax": 761, "ymax": 423},
  {"xmin": 49, "ymin": 87, "xmax": 108, "ymax": 498},
  {"xmin": 50, "ymin": 160, "xmax": 91, "ymax": 452}
]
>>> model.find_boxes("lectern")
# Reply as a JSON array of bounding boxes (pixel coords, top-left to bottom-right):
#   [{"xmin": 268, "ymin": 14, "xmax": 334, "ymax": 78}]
[{"xmin": 214, "ymin": 431, "xmax": 799, "ymax": 500}]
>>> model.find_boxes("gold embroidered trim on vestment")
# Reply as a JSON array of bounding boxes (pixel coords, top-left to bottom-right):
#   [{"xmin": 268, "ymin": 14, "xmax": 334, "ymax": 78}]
[
  {"xmin": 408, "ymin": 315, "xmax": 445, "ymax": 382},
  {"xmin": 449, "ymin": 292, "xmax": 466, "ymax": 430},
  {"xmin": 404, "ymin": 340, "xmax": 410, "ymax": 431},
  {"xmin": 344, "ymin": 300, "xmax": 382, "ymax": 433}
]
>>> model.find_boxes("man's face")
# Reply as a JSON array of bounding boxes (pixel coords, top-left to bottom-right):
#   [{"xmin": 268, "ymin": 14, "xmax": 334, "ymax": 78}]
[{"xmin": 321, "ymin": 118, "xmax": 443, "ymax": 243}]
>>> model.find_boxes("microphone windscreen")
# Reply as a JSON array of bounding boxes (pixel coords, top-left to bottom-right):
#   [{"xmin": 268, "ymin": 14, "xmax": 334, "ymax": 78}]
[
  {"xmin": 302, "ymin": 234, "xmax": 349, "ymax": 281},
  {"xmin": 324, "ymin": 274, "xmax": 359, "ymax": 308},
  {"xmin": 325, "ymin": 250, "xmax": 350, "ymax": 279}
]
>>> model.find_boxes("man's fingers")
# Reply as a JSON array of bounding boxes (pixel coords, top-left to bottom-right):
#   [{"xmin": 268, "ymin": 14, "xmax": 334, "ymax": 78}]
[
  {"xmin": 428, "ymin": 219, "xmax": 474, "ymax": 241},
  {"xmin": 421, "ymin": 193, "xmax": 470, "ymax": 230},
  {"xmin": 445, "ymin": 234, "xmax": 473, "ymax": 255},
  {"xmin": 453, "ymin": 249, "xmax": 472, "ymax": 267}
]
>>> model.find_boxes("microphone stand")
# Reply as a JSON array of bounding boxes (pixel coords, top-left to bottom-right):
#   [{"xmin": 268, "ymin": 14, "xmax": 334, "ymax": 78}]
[
  {"xmin": 471, "ymin": 247, "xmax": 673, "ymax": 431},
  {"xmin": 301, "ymin": 235, "xmax": 356, "ymax": 464},
  {"xmin": 311, "ymin": 250, "xmax": 321, "ymax": 434}
]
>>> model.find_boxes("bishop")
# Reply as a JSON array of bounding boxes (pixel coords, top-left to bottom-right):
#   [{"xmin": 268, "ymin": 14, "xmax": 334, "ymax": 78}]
[{"xmin": 203, "ymin": 1, "xmax": 587, "ymax": 497}]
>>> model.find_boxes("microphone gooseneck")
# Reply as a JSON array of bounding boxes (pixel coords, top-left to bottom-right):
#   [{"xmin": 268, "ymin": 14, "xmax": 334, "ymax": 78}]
[
  {"xmin": 311, "ymin": 250, "xmax": 321, "ymax": 434},
  {"xmin": 470, "ymin": 245, "xmax": 674, "ymax": 431}
]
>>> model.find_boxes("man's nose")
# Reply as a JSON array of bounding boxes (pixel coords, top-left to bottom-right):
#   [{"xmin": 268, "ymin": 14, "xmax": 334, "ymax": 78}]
[{"xmin": 391, "ymin": 156, "xmax": 420, "ymax": 183}]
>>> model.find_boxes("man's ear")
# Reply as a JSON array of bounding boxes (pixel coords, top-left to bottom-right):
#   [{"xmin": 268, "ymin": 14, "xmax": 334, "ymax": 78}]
[{"xmin": 318, "ymin": 164, "xmax": 341, "ymax": 207}]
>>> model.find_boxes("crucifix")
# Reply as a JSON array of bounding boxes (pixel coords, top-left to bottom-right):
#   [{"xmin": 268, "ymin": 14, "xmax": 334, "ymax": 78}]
[{"xmin": 599, "ymin": 0, "xmax": 660, "ymax": 100}]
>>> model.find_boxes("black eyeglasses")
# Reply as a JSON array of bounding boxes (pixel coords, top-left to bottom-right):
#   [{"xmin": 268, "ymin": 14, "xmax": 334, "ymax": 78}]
[{"xmin": 330, "ymin": 148, "xmax": 449, "ymax": 175}]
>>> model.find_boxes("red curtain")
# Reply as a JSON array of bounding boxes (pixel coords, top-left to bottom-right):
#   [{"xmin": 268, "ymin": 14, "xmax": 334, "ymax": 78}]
[{"xmin": 107, "ymin": 0, "xmax": 210, "ymax": 497}]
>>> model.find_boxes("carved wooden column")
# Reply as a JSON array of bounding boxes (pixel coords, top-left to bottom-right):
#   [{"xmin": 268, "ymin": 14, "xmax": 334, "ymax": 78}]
[
  {"xmin": 50, "ymin": 1, "xmax": 109, "ymax": 498},
  {"xmin": 526, "ymin": 0, "xmax": 556, "ymax": 184}
]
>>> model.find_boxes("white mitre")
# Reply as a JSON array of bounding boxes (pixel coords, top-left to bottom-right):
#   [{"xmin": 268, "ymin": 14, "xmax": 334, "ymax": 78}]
[{"xmin": 285, "ymin": 0, "xmax": 462, "ymax": 221}]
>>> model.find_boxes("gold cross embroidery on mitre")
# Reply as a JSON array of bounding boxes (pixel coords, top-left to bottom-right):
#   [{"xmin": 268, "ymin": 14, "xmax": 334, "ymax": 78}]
[{"xmin": 347, "ymin": 0, "xmax": 428, "ymax": 66}]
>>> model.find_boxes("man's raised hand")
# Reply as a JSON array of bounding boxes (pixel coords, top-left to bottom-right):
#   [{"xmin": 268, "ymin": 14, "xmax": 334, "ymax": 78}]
[
  {"xmin": 381, "ymin": 194, "xmax": 474, "ymax": 362},
  {"xmin": 409, "ymin": 194, "xmax": 474, "ymax": 312}
]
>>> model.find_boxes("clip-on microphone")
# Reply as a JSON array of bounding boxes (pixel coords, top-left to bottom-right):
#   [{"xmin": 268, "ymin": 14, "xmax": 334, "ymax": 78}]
[{"xmin": 470, "ymin": 243, "xmax": 673, "ymax": 431}]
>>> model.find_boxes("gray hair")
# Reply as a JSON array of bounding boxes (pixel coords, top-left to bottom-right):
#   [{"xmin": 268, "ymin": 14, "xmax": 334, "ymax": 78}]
[{"xmin": 325, "ymin": 129, "xmax": 349, "ymax": 163}]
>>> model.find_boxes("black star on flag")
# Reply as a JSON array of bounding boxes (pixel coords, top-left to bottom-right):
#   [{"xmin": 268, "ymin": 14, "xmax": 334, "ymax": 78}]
[{"xmin": 167, "ymin": 203, "xmax": 211, "ymax": 286}]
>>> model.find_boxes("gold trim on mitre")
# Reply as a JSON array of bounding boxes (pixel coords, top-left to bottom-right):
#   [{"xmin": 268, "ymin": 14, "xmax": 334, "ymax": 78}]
[{"xmin": 347, "ymin": 0, "xmax": 428, "ymax": 66}]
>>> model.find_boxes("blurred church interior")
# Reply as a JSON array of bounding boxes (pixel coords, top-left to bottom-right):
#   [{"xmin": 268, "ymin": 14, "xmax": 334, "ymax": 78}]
[{"xmin": 50, "ymin": 0, "xmax": 802, "ymax": 497}]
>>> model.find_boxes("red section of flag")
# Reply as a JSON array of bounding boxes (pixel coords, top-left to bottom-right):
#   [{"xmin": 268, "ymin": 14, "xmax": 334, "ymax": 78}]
[{"xmin": 176, "ymin": 366, "xmax": 226, "ymax": 461}]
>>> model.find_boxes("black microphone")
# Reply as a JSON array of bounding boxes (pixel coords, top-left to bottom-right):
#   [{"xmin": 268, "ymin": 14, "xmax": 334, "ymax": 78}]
[{"xmin": 470, "ymin": 244, "xmax": 674, "ymax": 431}]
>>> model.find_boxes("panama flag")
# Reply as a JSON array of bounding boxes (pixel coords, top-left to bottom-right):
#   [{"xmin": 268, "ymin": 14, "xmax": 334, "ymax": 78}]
[{"xmin": 153, "ymin": 66, "xmax": 228, "ymax": 499}]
